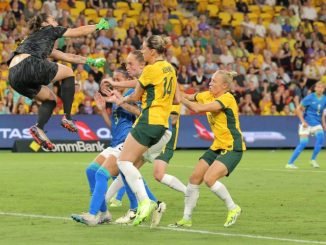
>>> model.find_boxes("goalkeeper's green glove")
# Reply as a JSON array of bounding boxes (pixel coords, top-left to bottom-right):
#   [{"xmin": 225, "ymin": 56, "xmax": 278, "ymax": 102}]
[
  {"xmin": 96, "ymin": 18, "xmax": 110, "ymax": 30},
  {"xmin": 86, "ymin": 57, "xmax": 105, "ymax": 68}
]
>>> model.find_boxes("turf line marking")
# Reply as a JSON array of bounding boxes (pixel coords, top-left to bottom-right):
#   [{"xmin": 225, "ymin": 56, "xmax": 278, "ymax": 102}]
[
  {"xmin": 173, "ymin": 165, "xmax": 326, "ymax": 173},
  {"xmin": 1, "ymin": 212, "xmax": 325, "ymax": 244}
]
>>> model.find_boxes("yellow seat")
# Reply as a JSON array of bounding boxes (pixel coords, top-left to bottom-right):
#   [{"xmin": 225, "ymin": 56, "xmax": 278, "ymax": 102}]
[
  {"xmin": 99, "ymin": 9, "xmax": 108, "ymax": 17},
  {"xmin": 260, "ymin": 13, "xmax": 273, "ymax": 22},
  {"xmin": 218, "ymin": 12, "xmax": 231, "ymax": 25},
  {"xmin": 207, "ymin": 4, "xmax": 219, "ymax": 18},
  {"xmin": 75, "ymin": 1, "xmax": 85, "ymax": 12},
  {"xmin": 222, "ymin": 0, "xmax": 235, "ymax": 9},
  {"xmin": 196, "ymin": 0, "xmax": 208, "ymax": 13},
  {"xmin": 70, "ymin": 8, "xmax": 81, "ymax": 18},
  {"xmin": 113, "ymin": 9, "xmax": 125, "ymax": 19},
  {"xmin": 248, "ymin": 5, "xmax": 260, "ymax": 13},
  {"xmin": 261, "ymin": 5, "xmax": 274, "ymax": 14},
  {"xmin": 84, "ymin": 8, "xmax": 97, "ymax": 16},
  {"xmin": 233, "ymin": 12, "xmax": 244, "ymax": 22},
  {"xmin": 274, "ymin": 5, "xmax": 283, "ymax": 13},
  {"xmin": 125, "ymin": 17, "xmax": 138, "ymax": 27},
  {"xmin": 209, "ymin": 0, "xmax": 220, "ymax": 3},
  {"xmin": 116, "ymin": 1, "xmax": 129, "ymax": 10},
  {"xmin": 131, "ymin": 2, "xmax": 142, "ymax": 13},
  {"xmin": 248, "ymin": 12, "xmax": 259, "ymax": 23},
  {"xmin": 128, "ymin": 10, "xmax": 139, "ymax": 17}
]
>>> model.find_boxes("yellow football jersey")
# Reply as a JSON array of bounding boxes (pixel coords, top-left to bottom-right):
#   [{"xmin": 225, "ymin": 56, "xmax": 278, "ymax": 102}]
[
  {"xmin": 137, "ymin": 60, "xmax": 177, "ymax": 128},
  {"xmin": 195, "ymin": 91, "xmax": 246, "ymax": 151}
]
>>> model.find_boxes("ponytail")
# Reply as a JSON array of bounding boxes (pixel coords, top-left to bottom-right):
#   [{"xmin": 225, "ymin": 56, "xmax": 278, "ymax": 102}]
[{"xmin": 28, "ymin": 13, "xmax": 49, "ymax": 34}]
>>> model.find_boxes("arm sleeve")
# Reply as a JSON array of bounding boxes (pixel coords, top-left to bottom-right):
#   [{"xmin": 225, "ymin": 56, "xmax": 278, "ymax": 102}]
[
  {"xmin": 216, "ymin": 93, "xmax": 233, "ymax": 109},
  {"xmin": 300, "ymin": 96, "xmax": 310, "ymax": 108},
  {"xmin": 52, "ymin": 26, "xmax": 68, "ymax": 40},
  {"xmin": 194, "ymin": 92, "xmax": 206, "ymax": 103},
  {"xmin": 138, "ymin": 66, "xmax": 152, "ymax": 88}
]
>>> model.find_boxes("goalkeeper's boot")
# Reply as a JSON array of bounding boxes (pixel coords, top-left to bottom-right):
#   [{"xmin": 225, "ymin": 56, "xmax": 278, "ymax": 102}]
[
  {"xmin": 61, "ymin": 115, "xmax": 78, "ymax": 132},
  {"xmin": 224, "ymin": 205, "xmax": 241, "ymax": 228},
  {"xmin": 29, "ymin": 125, "xmax": 54, "ymax": 150},
  {"xmin": 115, "ymin": 209, "xmax": 137, "ymax": 224},
  {"xmin": 71, "ymin": 212, "xmax": 99, "ymax": 226},
  {"xmin": 98, "ymin": 211, "xmax": 112, "ymax": 224},
  {"xmin": 310, "ymin": 160, "xmax": 320, "ymax": 168},
  {"xmin": 133, "ymin": 199, "xmax": 156, "ymax": 226},
  {"xmin": 150, "ymin": 201, "xmax": 166, "ymax": 228}
]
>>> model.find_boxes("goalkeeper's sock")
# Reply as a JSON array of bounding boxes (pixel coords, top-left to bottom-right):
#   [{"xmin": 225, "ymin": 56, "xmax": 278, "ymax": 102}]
[
  {"xmin": 89, "ymin": 167, "xmax": 111, "ymax": 215},
  {"xmin": 288, "ymin": 138, "xmax": 308, "ymax": 164},
  {"xmin": 61, "ymin": 76, "xmax": 75, "ymax": 120}
]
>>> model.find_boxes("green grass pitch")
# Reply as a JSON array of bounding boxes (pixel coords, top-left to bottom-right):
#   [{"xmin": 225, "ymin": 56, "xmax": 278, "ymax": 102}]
[{"xmin": 0, "ymin": 150, "xmax": 325, "ymax": 245}]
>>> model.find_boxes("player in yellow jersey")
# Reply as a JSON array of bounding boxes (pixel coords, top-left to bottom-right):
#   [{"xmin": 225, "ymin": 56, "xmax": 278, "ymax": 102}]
[
  {"xmin": 115, "ymin": 35, "xmax": 180, "ymax": 226},
  {"xmin": 174, "ymin": 70, "xmax": 246, "ymax": 228}
]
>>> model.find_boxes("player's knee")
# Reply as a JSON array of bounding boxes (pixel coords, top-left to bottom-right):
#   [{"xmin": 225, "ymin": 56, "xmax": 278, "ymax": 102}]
[
  {"xmin": 203, "ymin": 174, "xmax": 215, "ymax": 187},
  {"xmin": 315, "ymin": 132, "xmax": 324, "ymax": 145},
  {"xmin": 153, "ymin": 172, "xmax": 164, "ymax": 182},
  {"xmin": 298, "ymin": 138, "xmax": 308, "ymax": 149},
  {"xmin": 189, "ymin": 174, "xmax": 202, "ymax": 185}
]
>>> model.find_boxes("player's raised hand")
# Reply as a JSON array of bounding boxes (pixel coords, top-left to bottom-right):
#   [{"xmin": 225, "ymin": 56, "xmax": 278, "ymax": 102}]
[
  {"xmin": 94, "ymin": 92, "xmax": 105, "ymax": 111},
  {"xmin": 96, "ymin": 18, "xmax": 117, "ymax": 30},
  {"xmin": 86, "ymin": 58, "xmax": 105, "ymax": 68}
]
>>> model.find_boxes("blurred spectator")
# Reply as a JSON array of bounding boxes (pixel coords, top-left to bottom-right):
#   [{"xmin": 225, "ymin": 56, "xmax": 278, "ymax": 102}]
[
  {"xmin": 236, "ymin": 0, "xmax": 249, "ymax": 13},
  {"xmin": 239, "ymin": 93, "xmax": 257, "ymax": 115},
  {"xmin": 191, "ymin": 67, "xmax": 207, "ymax": 91},
  {"xmin": 83, "ymin": 73, "xmax": 99, "ymax": 98},
  {"xmin": 301, "ymin": 0, "xmax": 317, "ymax": 21}
]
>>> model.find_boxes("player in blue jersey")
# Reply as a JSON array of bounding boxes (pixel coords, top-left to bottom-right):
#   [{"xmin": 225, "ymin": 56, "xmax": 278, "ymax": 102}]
[
  {"xmin": 286, "ymin": 81, "xmax": 326, "ymax": 169},
  {"xmin": 71, "ymin": 67, "xmax": 158, "ymax": 226}
]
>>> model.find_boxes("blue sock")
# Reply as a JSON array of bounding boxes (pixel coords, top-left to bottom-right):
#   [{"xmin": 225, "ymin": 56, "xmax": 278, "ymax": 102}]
[
  {"xmin": 288, "ymin": 138, "xmax": 308, "ymax": 164},
  {"xmin": 116, "ymin": 186, "xmax": 126, "ymax": 201},
  {"xmin": 312, "ymin": 132, "xmax": 324, "ymax": 160},
  {"xmin": 121, "ymin": 173, "xmax": 138, "ymax": 210},
  {"xmin": 144, "ymin": 179, "xmax": 157, "ymax": 202},
  {"xmin": 89, "ymin": 167, "xmax": 111, "ymax": 215},
  {"xmin": 85, "ymin": 162, "xmax": 100, "ymax": 193}
]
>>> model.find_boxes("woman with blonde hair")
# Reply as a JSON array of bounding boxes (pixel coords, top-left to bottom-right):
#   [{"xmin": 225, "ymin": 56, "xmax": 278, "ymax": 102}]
[{"xmin": 175, "ymin": 70, "xmax": 246, "ymax": 228}]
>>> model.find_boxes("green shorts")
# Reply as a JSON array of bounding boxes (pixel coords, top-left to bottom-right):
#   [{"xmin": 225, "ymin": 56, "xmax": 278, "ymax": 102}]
[
  {"xmin": 131, "ymin": 123, "xmax": 166, "ymax": 148},
  {"xmin": 200, "ymin": 149, "xmax": 243, "ymax": 176},
  {"xmin": 156, "ymin": 125, "xmax": 178, "ymax": 163}
]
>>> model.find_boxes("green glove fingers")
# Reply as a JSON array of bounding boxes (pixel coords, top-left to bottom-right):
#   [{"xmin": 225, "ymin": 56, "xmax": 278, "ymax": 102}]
[
  {"xmin": 86, "ymin": 57, "xmax": 105, "ymax": 68},
  {"xmin": 96, "ymin": 18, "xmax": 110, "ymax": 30}
]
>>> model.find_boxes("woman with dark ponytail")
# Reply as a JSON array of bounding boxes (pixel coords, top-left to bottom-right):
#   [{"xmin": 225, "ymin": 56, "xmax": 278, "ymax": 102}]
[{"xmin": 8, "ymin": 13, "xmax": 115, "ymax": 150}]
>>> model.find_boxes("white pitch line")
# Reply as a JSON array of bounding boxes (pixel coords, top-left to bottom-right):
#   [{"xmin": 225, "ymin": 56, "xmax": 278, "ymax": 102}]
[
  {"xmin": 172, "ymin": 165, "xmax": 326, "ymax": 173},
  {"xmin": 1, "ymin": 212, "xmax": 326, "ymax": 244}
]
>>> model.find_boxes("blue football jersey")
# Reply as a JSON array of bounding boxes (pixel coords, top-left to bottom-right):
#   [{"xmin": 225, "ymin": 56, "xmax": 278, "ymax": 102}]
[
  {"xmin": 110, "ymin": 89, "xmax": 138, "ymax": 147},
  {"xmin": 301, "ymin": 93, "xmax": 326, "ymax": 126}
]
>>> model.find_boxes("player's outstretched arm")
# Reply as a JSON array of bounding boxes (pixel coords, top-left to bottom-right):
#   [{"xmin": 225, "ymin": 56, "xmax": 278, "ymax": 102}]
[
  {"xmin": 50, "ymin": 49, "xmax": 106, "ymax": 68},
  {"xmin": 118, "ymin": 82, "xmax": 144, "ymax": 105},
  {"xmin": 295, "ymin": 105, "xmax": 308, "ymax": 127},
  {"xmin": 173, "ymin": 84, "xmax": 181, "ymax": 105},
  {"xmin": 63, "ymin": 18, "xmax": 115, "ymax": 37},
  {"xmin": 181, "ymin": 96, "xmax": 222, "ymax": 114},
  {"xmin": 101, "ymin": 78, "xmax": 137, "ymax": 89},
  {"xmin": 94, "ymin": 92, "xmax": 112, "ymax": 128}
]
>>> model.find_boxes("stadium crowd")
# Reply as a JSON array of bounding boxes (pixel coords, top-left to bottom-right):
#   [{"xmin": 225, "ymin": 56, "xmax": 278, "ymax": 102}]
[{"xmin": 0, "ymin": 0, "xmax": 325, "ymax": 116}]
